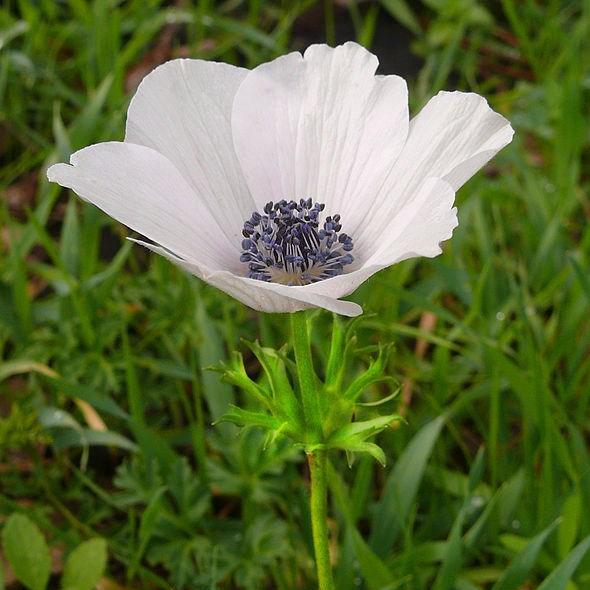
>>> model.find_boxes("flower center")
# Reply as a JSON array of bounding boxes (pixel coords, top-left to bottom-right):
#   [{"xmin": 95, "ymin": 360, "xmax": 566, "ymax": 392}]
[{"xmin": 240, "ymin": 199, "xmax": 354, "ymax": 286}]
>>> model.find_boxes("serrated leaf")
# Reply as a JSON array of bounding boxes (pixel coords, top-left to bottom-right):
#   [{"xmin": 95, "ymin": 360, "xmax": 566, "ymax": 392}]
[
  {"xmin": 1, "ymin": 513, "xmax": 51, "ymax": 590},
  {"xmin": 129, "ymin": 487, "xmax": 166, "ymax": 579},
  {"xmin": 213, "ymin": 351, "xmax": 273, "ymax": 412},
  {"xmin": 342, "ymin": 344, "xmax": 394, "ymax": 403},
  {"xmin": 247, "ymin": 341, "xmax": 303, "ymax": 428},
  {"xmin": 217, "ymin": 405, "xmax": 282, "ymax": 431},
  {"xmin": 329, "ymin": 415, "xmax": 400, "ymax": 445},
  {"xmin": 327, "ymin": 415, "xmax": 400, "ymax": 465},
  {"xmin": 62, "ymin": 538, "xmax": 107, "ymax": 590},
  {"xmin": 352, "ymin": 441, "xmax": 387, "ymax": 466}
]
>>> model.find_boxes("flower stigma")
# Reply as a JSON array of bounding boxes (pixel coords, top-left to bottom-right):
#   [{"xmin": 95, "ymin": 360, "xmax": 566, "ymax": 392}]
[{"xmin": 240, "ymin": 199, "xmax": 354, "ymax": 285}]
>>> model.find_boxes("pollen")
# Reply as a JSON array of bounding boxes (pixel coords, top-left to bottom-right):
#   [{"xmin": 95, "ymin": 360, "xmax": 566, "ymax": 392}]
[{"xmin": 240, "ymin": 199, "xmax": 354, "ymax": 285}]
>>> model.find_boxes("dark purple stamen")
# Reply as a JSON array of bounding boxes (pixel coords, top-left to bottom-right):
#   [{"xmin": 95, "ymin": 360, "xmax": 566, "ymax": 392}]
[{"xmin": 240, "ymin": 199, "xmax": 354, "ymax": 285}]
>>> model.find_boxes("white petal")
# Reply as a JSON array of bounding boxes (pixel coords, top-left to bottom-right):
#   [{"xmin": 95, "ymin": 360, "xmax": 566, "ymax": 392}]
[
  {"xmin": 131, "ymin": 238, "xmax": 362, "ymax": 317},
  {"xmin": 401, "ymin": 91, "xmax": 513, "ymax": 192},
  {"xmin": 231, "ymin": 42, "xmax": 408, "ymax": 230},
  {"xmin": 209, "ymin": 272, "xmax": 363, "ymax": 317},
  {"xmin": 296, "ymin": 177, "xmax": 458, "ymax": 299},
  {"xmin": 47, "ymin": 142, "xmax": 235, "ymax": 269},
  {"xmin": 355, "ymin": 91, "xmax": 512, "ymax": 250},
  {"xmin": 367, "ymin": 177, "xmax": 458, "ymax": 264},
  {"xmin": 125, "ymin": 59, "xmax": 256, "ymax": 244}
]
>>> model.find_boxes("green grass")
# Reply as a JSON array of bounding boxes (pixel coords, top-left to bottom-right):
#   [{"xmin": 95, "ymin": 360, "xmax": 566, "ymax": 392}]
[{"xmin": 1, "ymin": 0, "xmax": 590, "ymax": 589}]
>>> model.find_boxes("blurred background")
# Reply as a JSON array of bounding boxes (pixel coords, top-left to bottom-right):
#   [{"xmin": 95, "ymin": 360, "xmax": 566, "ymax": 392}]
[{"xmin": 1, "ymin": 1, "xmax": 589, "ymax": 589}]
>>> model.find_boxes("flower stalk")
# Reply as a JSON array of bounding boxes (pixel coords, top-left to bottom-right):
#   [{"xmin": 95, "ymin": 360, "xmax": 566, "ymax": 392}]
[
  {"xmin": 307, "ymin": 450, "xmax": 335, "ymax": 590},
  {"xmin": 291, "ymin": 311, "xmax": 335, "ymax": 588},
  {"xmin": 290, "ymin": 311, "xmax": 322, "ymax": 439},
  {"xmin": 215, "ymin": 311, "xmax": 401, "ymax": 587}
]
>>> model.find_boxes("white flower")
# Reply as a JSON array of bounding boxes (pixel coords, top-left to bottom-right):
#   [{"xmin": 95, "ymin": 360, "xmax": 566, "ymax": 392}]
[{"xmin": 47, "ymin": 42, "xmax": 513, "ymax": 317}]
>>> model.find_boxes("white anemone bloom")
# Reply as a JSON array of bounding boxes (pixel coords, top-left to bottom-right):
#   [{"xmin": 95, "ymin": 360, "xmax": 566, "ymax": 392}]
[{"xmin": 48, "ymin": 42, "xmax": 513, "ymax": 317}]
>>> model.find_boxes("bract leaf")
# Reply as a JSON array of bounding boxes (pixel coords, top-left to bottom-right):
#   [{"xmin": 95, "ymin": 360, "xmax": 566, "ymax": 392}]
[
  {"xmin": 215, "ymin": 405, "xmax": 281, "ymax": 431},
  {"xmin": 212, "ymin": 351, "xmax": 273, "ymax": 412},
  {"xmin": 328, "ymin": 414, "xmax": 401, "ymax": 445},
  {"xmin": 343, "ymin": 344, "xmax": 395, "ymax": 403},
  {"xmin": 246, "ymin": 341, "xmax": 303, "ymax": 427}
]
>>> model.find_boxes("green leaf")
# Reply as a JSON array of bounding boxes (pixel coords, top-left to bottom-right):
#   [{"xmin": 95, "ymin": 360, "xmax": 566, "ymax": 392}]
[
  {"xmin": 129, "ymin": 487, "xmax": 166, "ymax": 579},
  {"xmin": 50, "ymin": 428, "xmax": 138, "ymax": 452},
  {"xmin": 325, "ymin": 314, "xmax": 346, "ymax": 387},
  {"xmin": 246, "ymin": 341, "xmax": 303, "ymax": 426},
  {"xmin": 217, "ymin": 405, "xmax": 282, "ymax": 431},
  {"xmin": 1, "ymin": 513, "xmax": 51, "ymax": 590},
  {"xmin": 127, "ymin": 422, "xmax": 176, "ymax": 472},
  {"xmin": 434, "ymin": 448, "xmax": 485, "ymax": 590},
  {"xmin": 568, "ymin": 254, "xmax": 590, "ymax": 301},
  {"xmin": 379, "ymin": 0, "xmax": 421, "ymax": 34},
  {"xmin": 329, "ymin": 415, "xmax": 400, "ymax": 444},
  {"xmin": 0, "ymin": 360, "xmax": 57, "ymax": 382},
  {"xmin": 464, "ymin": 469, "xmax": 525, "ymax": 550},
  {"xmin": 328, "ymin": 461, "xmax": 395, "ymax": 589},
  {"xmin": 123, "ymin": 329, "xmax": 144, "ymax": 426},
  {"xmin": 196, "ymin": 301, "xmax": 234, "ymax": 423},
  {"xmin": 492, "ymin": 520, "xmax": 559, "ymax": 590},
  {"xmin": 213, "ymin": 351, "xmax": 273, "ymax": 412},
  {"xmin": 342, "ymin": 344, "xmax": 394, "ymax": 403},
  {"xmin": 45, "ymin": 375, "xmax": 129, "ymax": 420},
  {"xmin": 122, "ymin": 333, "xmax": 176, "ymax": 472},
  {"xmin": 537, "ymin": 534, "xmax": 590, "ymax": 590},
  {"xmin": 344, "ymin": 441, "xmax": 387, "ymax": 467},
  {"xmin": 557, "ymin": 490, "xmax": 582, "ymax": 559},
  {"xmin": 370, "ymin": 416, "xmax": 445, "ymax": 555},
  {"xmin": 62, "ymin": 538, "xmax": 107, "ymax": 590},
  {"xmin": 59, "ymin": 197, "xmax": 80, "ymax": 276},
  {"xmin": 327, "ymin": 415, "xmax": 399, "ymax": 465},
  {"xmin": 69, "ymin": 74, "xmax": 114, "ymax": 148},
  {"xmin": 433, "ymin": 504, "xmax": 466, "ymax": 590},
  {"xmin": 350, "ymin": 528, "xmax": 395, "ymax": 590}
]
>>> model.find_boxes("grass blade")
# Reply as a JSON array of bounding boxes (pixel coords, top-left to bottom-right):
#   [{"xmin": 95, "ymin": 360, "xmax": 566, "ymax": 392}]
[
  {"xmin": 370, "ymin": 416, "xmax": 445, "ymax": 555},
  {"xmin": 492, "ymin": 520, "xmax": 559, "ymax": 590},
  {"xmin": 537, "ymin": 535, "xmax": 590, "ymax": 590}
]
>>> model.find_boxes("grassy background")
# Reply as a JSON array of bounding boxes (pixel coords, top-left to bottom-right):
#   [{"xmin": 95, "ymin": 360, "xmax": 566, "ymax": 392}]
[{"xmin": 1, "ymin": 0, "xmax": 590, "ymax": 588}]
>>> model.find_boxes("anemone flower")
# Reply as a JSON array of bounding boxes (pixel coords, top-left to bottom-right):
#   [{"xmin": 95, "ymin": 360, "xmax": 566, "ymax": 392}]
[{"xmin": 48, "ymin": 42, "xmax": 513, "ymax": 317}]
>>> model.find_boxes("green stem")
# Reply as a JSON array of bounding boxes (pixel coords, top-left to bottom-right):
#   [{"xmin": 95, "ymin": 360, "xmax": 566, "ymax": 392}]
[
  {"xmin": 308, "ymin": 451, "xmax": 335, "ymax": 590},
  {"xmin": 290, "ymin": 311, "xmax": 322, "ymax": 434}
]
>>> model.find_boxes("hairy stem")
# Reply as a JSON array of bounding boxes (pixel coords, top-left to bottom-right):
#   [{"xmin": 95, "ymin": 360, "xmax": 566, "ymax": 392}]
[
  {"xmin": 308, "ymin": 451, "xmax": 335, "ymax": 590},
  {"xmin": 290, "ymin": 311, "xmax": 322, "ymax": 435}
]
